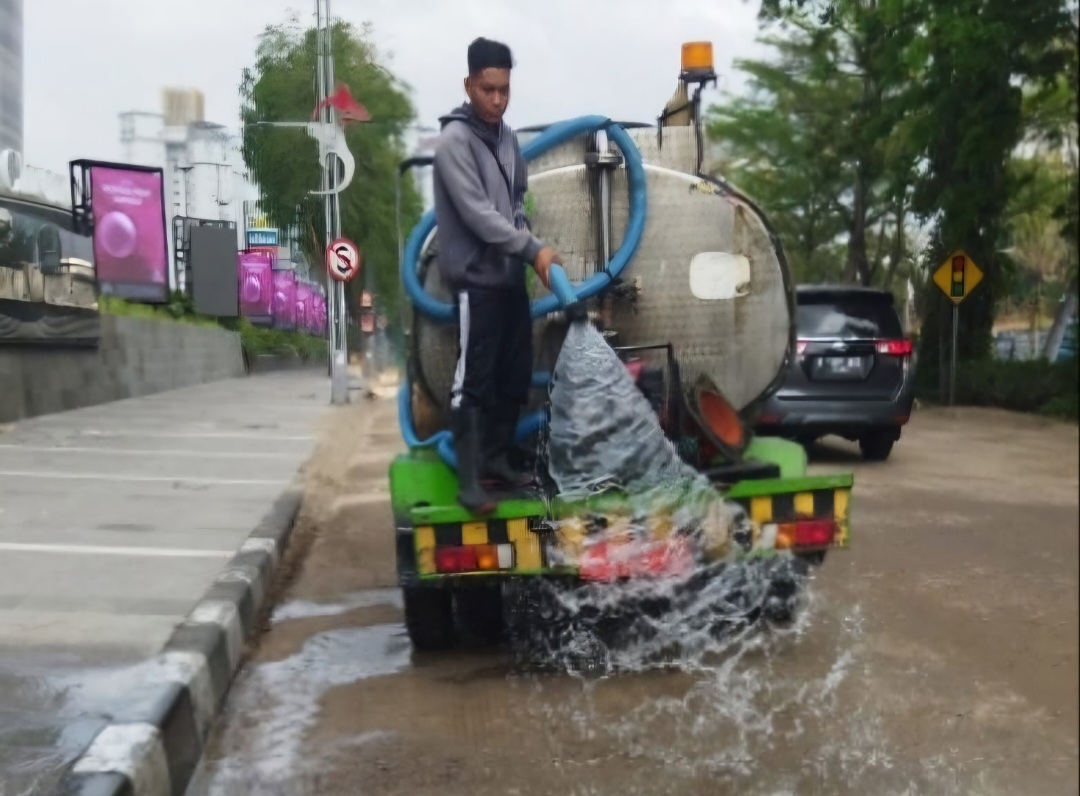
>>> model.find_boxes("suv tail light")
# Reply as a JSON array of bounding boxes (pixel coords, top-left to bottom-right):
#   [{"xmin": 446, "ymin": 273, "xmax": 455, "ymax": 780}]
[
  {"xmin": 796, "ymin": 339, "xmax": 809, "ymax": 357},
  {"xmin": 875, "ymin": 339, "xmax": 913, "ymax": 357}
]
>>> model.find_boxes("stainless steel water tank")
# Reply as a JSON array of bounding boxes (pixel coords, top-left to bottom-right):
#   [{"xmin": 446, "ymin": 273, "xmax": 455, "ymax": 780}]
[{"xmin": 410, "ymin": 125, "xmax": 794, "ymax": 422}]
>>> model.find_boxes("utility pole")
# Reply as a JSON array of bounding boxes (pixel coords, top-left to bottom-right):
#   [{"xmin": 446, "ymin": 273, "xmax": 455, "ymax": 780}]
[{"xmin": 315, "ymin": 0, "xmax": 350, "ymax": 404}]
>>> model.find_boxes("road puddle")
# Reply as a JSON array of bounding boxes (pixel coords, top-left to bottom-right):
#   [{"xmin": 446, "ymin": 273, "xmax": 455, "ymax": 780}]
[
  {"xmin": 193, "ymin": 582, "xmax": 1077, "ymax": 796},
  {"xmin": 271, "ymin": 588, "xmax": 403, "ymax": 623},
  {"xmin": 199, "ymin": 619, "xmax": 410, "ymax": 794},
  {"xmin": 0, "ymin": 652, "xmax": 142, "ymax": 796},
  {"xmin": 190, "ymin": 324, "xmax": 1077, "ymax": 795}
]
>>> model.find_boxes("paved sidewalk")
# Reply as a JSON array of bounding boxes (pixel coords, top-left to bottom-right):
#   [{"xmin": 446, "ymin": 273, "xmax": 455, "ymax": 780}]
[{"xmin": 0, "ymin": 371, "xmax": 327, "ymax": 795}]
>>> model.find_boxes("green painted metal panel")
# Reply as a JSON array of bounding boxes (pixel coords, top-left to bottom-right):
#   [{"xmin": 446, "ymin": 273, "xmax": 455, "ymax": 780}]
[
  {"xmin": 742, "ymin": 436, "xmax": 808, "ymax": 479},
  {"xmin": 393, "ymin": 441, "xmax": 852, "ymax": 526}
]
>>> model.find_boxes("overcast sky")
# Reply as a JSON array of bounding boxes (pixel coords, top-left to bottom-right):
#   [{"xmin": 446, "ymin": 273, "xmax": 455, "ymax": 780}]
[{"xmin": 24, "ymin": 0, "xmax": 770, "ymax": 174}]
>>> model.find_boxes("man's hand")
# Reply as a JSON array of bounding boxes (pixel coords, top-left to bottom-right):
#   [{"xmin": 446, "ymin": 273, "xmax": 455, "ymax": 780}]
[{"xmin": 533, "ymin": 247, "xmax": 562, "ymax": 289}]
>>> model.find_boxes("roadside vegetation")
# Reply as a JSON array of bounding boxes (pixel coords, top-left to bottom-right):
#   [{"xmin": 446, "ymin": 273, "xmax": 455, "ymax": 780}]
[
  {"xmin": 710, "ymin": 0, "xmax": 1078, "ymax": 419},
  {"xmin": 99, "ymin": 293, "xmax": 328, "ymax": 364},
  {"xmin": 914, "ymin": 357, "xmax": 1079, "ymax": 421},
  {"xmin": 240, "ymin": 15, "xmax": 423, "ymax": 335}
]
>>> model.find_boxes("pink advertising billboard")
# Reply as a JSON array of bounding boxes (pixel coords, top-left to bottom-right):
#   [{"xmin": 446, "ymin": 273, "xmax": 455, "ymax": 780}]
[
  {"xmin": 272, "ymin": 270, "xmax": 297, "ymax": 329},
  {"xmin": 238, "ymin": 250, "xmax": 273, "ymax": 322},
  {"xmin": 311, "ymin": 294, "xmax": 327, "ymax": 336},
  {"xmin": 296, "ymin": 282, "xmax": 312, "ymax": 333},
  {"xmin": 89, "ymin": 165, "xmax": 169, "ymax": 302}
]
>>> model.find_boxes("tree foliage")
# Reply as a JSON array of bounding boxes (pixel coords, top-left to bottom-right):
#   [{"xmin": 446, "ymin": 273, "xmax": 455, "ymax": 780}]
[
  {"xmin": 0, "ymin": 217, "xmax": 34, "ymax": 269},
  {"xmin": 707, "ymin": 23, "xmax": 852, "ymax": 283},
  {"xmin": 240, "ymin": 15, "xmax": 422, "ymax": 326},
  {"xmin": 1006, "ymin": 152, "xmax": 1072, "ymax": 299},
  {"xmin": 712, "ymin": 0, "xmax": 1076, "ymax": 381},
  {"xmin": 906, "ymin": 0, "xmax": 1073, "ymax": 377},
  {"xmin": 708, "ymin": 1, "xmax": 922, "ymax": 293}
]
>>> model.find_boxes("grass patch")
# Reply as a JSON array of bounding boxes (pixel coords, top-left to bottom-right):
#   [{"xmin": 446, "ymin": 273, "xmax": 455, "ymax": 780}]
[
  {"xmin": 100, "ymin": 292, "xmax": 327, "ymax": 362},
  {"xmin": 98, "ymin": 293, "xmax": 217, "ymax": 327},
  {"xmin": 237, "ymin": 321, "xmax": 327, "ymax": 362},
  {"xmin": 918, "ymin": 356, "xmax": 1078, "ymax": 422}
]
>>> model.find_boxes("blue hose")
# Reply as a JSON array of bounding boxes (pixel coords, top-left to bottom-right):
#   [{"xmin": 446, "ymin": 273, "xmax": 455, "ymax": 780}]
[
  {"xmin": 400, "ymin": 115, "xmax": 647, "ymax": 467},
  {"xmin": 400, "ymin": 115, "xmax": 647, "ymax": 322},
  {"xmin": 399, "ymin": 379, "xmax": 547, "ymax": 471},
  {"xmin": 545, "ymin": 263, "xmax": 578, "ymax": 309}
]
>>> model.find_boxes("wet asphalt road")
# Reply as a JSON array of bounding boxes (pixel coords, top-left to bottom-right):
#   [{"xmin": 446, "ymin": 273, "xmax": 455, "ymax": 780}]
[{"xmin": 189, "ymin": 400, "xmax": 1079, "ymax": 796}]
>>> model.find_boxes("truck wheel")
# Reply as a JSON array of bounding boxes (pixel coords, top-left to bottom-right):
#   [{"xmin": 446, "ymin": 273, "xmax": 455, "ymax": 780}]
[
  {"xmin": 403, "ymin": 586, "xmax": 456, "ymax": 652},
  {"xmin": 859, "ymin": 430, "xmax": 896, "ymax": 461},
  {"xmin": 455, "ymin": 584, "xmax": 505, "ymax": 646}
]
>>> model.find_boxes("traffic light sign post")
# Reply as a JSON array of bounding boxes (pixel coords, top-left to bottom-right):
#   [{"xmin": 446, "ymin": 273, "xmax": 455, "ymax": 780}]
[{"xmin": 932, "ymin": 250, "xmax": 985, "ymax": 406}]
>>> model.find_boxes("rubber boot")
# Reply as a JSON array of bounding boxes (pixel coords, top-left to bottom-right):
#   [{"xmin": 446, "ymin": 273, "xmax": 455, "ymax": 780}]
[
  {"xmin": 482, "ymin": 406, "xmax": 537, "ymax": 492},
  {"xmin": 452, "ymin": 408, "xmax": 497, "ymax": 515}
]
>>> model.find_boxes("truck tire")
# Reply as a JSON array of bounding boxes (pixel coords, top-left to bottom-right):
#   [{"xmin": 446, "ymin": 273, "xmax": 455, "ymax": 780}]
[
  {"xmin": 454, "ymin": 585, "xmax": 505, "ymax": 646},
  {"xmin": 859, "ymin": 430, "xmax": 896, "ymax": 462},
  {"xmin": 504, "ymin": 578, "xmax": 573, "ymax": 668},
  {"xmin": 403, "ymin": 586, "xmax": 456, "ymax": 652}
]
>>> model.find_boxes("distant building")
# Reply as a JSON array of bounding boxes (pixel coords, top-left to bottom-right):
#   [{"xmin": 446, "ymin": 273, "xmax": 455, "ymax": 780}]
[
  {"xmin": 162, "ymin": 87, "xmax": 205, "ymax": 128},
  {"xmin": 0, "ymin": 0, "xmax": 23, "ymax": 155},
  {"xmin": 119, "ymin": 89, "xmax": 270, "ymax": 291}
]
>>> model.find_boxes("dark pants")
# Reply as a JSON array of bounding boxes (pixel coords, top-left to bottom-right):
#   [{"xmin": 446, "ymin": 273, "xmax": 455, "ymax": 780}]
[{"xmin": 451, "ymin": 287, "xmax": 532, "ymax": 416}]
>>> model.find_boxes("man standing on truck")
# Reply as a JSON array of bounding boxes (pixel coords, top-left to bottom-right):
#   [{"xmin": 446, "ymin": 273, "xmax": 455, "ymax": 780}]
[{"xmin": 433, "ymin": 37, "xmax": 563, "ymax": 514}]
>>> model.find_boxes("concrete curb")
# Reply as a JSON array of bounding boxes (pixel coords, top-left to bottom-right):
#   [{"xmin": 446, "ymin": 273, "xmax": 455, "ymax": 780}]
[{"xmin": 56, "ymin": 488, "xmax": 304, "ymax": 796}]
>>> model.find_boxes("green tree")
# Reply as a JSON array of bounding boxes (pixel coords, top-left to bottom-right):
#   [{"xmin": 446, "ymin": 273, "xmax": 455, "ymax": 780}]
[
  {"xmin": 1020, "ymin": 15, "xmax": 1079, "ymax": 359},
  {"xmin": 906, "ymin": 0, "xmax": 1073, "ymax": 384},
  {"xmin": 1003, "ymin": 154, "xmax": 1071, "ymax": 351},
  {"xmin": 708, "ymin": 1, "xmax": 922, "ymax": 291},
  {"xmin": 706, "ymin": 22, "xmax": 852, "ymax": 282},
  {"xmin": 240, "ymin": 15, "xmax": 422, "ymax": 328},
  {"xmin": 0, "ymin": 216, "xmax": 34, "ymax": 269}
]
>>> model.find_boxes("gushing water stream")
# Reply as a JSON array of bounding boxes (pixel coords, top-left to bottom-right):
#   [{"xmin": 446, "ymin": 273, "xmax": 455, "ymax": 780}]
[{"xmin": 505, "ymin": 322, "xmax": 809, "ymax": 675}]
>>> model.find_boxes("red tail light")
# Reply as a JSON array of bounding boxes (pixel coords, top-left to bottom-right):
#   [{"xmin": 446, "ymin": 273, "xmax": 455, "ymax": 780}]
[
  {"xmin": 579, "ymin": 539, "xmax": 694, "ymax": 582},
  {"xmin": 435, "ymin": 546, "xmax": 477, "ymax": 573},
  {"xmin": 794, "ymin": 519, "xmax": 837, "ymax": 547},
  {"xmin": 796, "ymin": 339, "xmax": 809, "ymax": 356},
  {"xmin": 875, "ymin": 339, "xmax": 913, "ymax": 357}
]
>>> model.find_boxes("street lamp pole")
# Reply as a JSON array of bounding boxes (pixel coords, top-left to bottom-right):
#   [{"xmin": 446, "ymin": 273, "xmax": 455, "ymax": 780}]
[{"xmin": 316, "ymin": 0, "xmax": 350, "ymax": 404}]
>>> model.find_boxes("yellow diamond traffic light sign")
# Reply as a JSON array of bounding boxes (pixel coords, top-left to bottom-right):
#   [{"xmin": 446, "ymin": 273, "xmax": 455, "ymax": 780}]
[{"xmin": 933, "ymin": 250, "xmax": 984, "ymax": 305}]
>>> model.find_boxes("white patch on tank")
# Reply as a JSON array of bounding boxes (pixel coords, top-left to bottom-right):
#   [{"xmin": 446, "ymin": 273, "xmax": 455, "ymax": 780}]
[{"xmin": 688, "ymin": 252, "xmax": 752, "ymax": 300}]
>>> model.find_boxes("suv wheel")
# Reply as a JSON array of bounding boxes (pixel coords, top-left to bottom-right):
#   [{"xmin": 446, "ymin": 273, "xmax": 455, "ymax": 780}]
[
  {"xmin": 859, "ymin": 430, "xmax": 896, "ymax": 461},
  {"xmin": 403, "ymin": 586, "xmax": 456, "ymax": 651}
]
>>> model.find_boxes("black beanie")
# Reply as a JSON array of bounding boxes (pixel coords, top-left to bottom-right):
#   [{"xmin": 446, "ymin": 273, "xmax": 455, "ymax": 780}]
[{"xmin": 468, "ymin": 37, "xmax": 513, "ymax": 73}]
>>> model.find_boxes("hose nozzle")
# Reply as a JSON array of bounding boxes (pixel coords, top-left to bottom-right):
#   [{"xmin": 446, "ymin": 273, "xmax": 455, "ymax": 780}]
[{"xmin": 565, "ymin": 301, "xmax": 588, "ymax": 324}]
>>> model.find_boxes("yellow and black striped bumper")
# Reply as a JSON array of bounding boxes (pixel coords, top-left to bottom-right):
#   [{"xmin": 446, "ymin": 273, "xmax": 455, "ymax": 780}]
[
  {"xmin": 413, "ymin": 484, "xmax": 851, "ymax": 578},
  {"xmin": 733, "ymin": 486, "xmax": 851, "ymax": 549},
  {"xmin": 415, "ymin": 518, "xmax": 548, "ymax": 577}
]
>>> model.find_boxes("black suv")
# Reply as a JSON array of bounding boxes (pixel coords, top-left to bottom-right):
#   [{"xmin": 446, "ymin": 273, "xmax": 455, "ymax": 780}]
[{"xmin": 756, "ymin": 285, "xmax": 915, "ymax": 461}]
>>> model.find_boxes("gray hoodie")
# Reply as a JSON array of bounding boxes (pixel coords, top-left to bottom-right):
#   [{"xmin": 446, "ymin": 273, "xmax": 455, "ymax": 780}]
[{"xmin": 432, "ymin": 103, "xmax": 544, "ymax": 292}]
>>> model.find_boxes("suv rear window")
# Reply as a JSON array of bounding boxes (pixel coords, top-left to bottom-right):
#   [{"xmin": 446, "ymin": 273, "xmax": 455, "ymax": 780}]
[{"xmin": 796, "ymin": 293, "xmax": 903, "ymax": 340}]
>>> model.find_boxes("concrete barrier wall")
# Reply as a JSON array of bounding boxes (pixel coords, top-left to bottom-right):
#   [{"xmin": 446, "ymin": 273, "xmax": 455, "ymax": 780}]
[{"xmin": 0, "ymin": 316, "xmax": 244, "ymax": 423}]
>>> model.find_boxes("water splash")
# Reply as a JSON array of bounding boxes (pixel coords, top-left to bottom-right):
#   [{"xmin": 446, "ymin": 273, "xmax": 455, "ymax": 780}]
[
  {"xmin": 501, "ymin": 588, "xmax": 926, "ymax": 796},
  {"xmin": 514, "ymin": 321, "xmax": 804, "ymax": 676},
  {"xmin": 548, "ymin": 323, "xmax": 740, "ymax": 531},
  {"xmin": 499, "ymin": 323, "xmax": 932, "ymax": 792}
]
